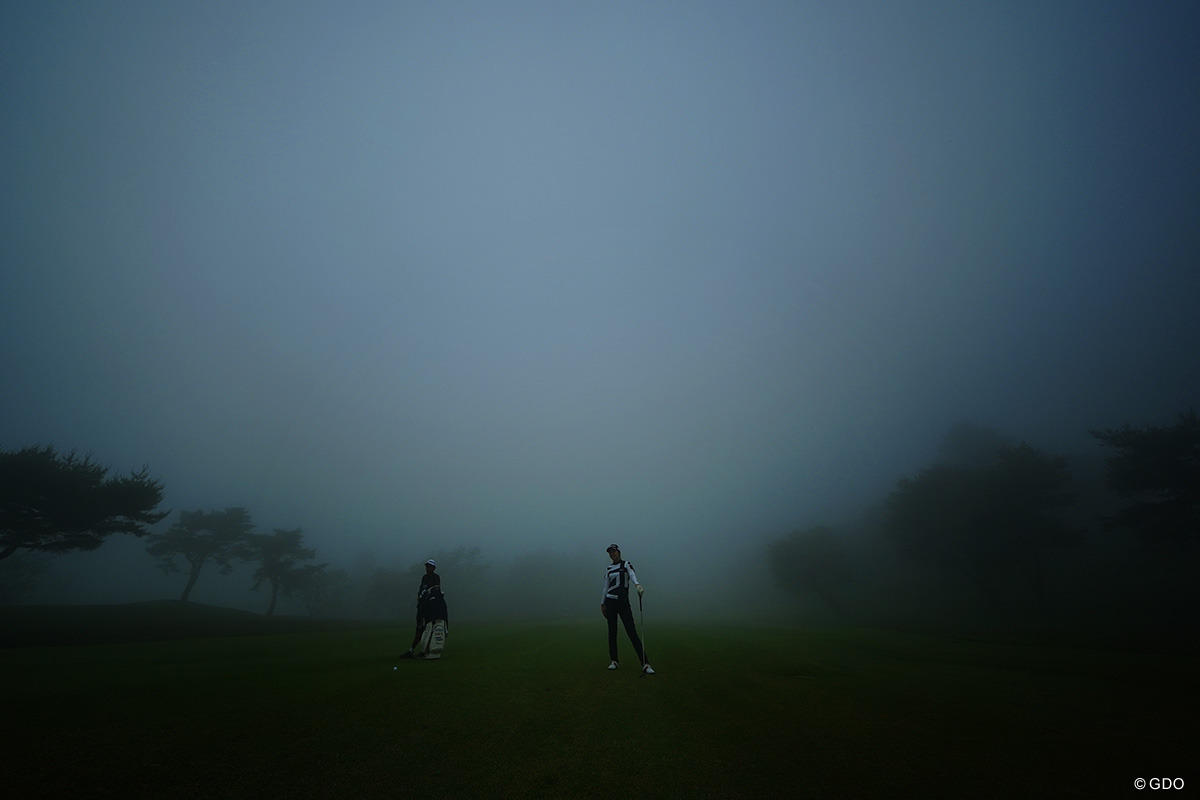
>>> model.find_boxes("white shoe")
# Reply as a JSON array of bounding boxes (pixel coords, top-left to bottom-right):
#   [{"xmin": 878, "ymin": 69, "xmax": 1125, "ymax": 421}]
[
  {"xmin": 642, "ymin": 664, "xmax": 655, "ymax": 675},
  {"xmin": 608, "ymin": 660, "xmax": 618, "ymax": 670}
]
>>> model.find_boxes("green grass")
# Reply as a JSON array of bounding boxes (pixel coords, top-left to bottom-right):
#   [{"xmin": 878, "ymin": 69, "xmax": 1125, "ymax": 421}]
[{"xmin": 2, "ymin": 605, "xmax": 1195, "ymax": 799}]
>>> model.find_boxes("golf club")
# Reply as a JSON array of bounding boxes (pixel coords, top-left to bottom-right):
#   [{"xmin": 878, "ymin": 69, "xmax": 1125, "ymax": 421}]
[{"xmin": 638, "ymin": 592, "xmax": 647, "ymax": 678}]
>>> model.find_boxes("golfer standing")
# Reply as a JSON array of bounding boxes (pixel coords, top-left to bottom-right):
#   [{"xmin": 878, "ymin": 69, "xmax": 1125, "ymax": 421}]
[
  {"xmin": 400, "ymin": 559, "xmax": 440, "ymax": 659},
  {"xmin": 601, "ymin": 544, "xmax": 655, "ymax": 674}
]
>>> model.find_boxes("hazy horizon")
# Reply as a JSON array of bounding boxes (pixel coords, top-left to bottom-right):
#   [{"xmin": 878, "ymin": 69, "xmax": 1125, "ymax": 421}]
[{"xmin": 3, "ymin": 1, "xmax": 1197, "ymax": 611}]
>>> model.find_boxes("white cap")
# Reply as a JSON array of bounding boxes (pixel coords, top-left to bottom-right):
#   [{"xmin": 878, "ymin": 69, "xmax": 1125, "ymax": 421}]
[{"xmin": 425, "ymin": 559, "xmax": 436, "ymax": 567}]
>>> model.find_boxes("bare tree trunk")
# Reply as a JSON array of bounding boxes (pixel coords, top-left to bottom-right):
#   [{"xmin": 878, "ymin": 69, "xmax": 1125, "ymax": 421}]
[{"xmin": 181, "ymin": 561, "xmax": 203, "ymax": 602}]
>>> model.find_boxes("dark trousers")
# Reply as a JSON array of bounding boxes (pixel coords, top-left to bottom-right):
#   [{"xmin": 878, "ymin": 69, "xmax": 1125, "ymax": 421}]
[
  {"xmin": 409, "ymin": 609, "xmax": 427, "ymax": 650},
  {"xmin": 606, "ymin": 596, "xmax": 646, "ymax": 664}
]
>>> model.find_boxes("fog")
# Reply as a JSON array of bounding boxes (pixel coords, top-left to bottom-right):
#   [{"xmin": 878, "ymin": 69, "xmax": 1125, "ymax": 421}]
[{"xmin": 3, "ymin": 2, "xmax": 1198, "ymax": 624}]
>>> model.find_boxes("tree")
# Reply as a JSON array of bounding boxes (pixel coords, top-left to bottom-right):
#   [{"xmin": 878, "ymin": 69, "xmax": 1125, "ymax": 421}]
[
  {"xmin": 766, "ymin": 526, "xmax": 853, "ymax": 615},
  {"xmin": 1090, "ymin": 410, "xmax": 1200, "ymax": 549},
  {"xmin": 884, "ymin": 442, "xmax": 1081, "ymax": 611},
  {"xmin": 145, "ymin": 507, "xmax": 254, "ymax": 602},
  {"xmin": 243, "ymin": 527, "xmax": 317, "ymax": 616},
  {"xmin": 283, "ymin": 564, "xmax": 349, "ymax": 617},
  {"xmin": 1, "ymin": 445, "xmax": 167, "ymax": 560}
]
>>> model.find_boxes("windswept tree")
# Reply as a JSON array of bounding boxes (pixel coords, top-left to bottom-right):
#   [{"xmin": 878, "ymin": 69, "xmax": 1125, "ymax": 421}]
[
  {"xmin": 145, "ymin": 507, "xmax": 254, "ymax": 602},
  {"xmin": 766, "ymin": 526, "xmax": 853, "ymax": 615},
  {"xmin": 243, "ymin": 527, "xmax": 317, "ymax": 616},
  {"xmin": 1090, "ymin": 410, "xmax": 1200, "ymax": 549},
  {"xmin": 1, "ymin": 445, "xmax": 167, "ymax": 561},
  {"xmin": 884, "ymin": 442, "xmax": 1082, "ymax": 611}
]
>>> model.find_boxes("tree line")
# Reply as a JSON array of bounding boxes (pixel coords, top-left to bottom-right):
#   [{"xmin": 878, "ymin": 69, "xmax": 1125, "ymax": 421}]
[
  {"xmin": 3, "ymin": 409, "xmax": 1196, "ymax": 625},
  {"xmin": 0, "ymin": 446, "xmax": 344, "ymax": 615},
  {"xmin": 0, "ymin": 446, "xmax": 602, "ymax": 618},
  {"xmin": 766, "ymin": 410, "xmax": 1199, "ymax": 630}
]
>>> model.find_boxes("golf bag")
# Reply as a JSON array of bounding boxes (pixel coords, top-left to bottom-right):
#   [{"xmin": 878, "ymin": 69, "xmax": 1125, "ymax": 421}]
[
  {"xmin": 419, "ymin": 619, "xmax": 447, "ymax": 659},
  {"xmin": 416, "ymin": 586, "xmax": 448, "ymax": 659}
]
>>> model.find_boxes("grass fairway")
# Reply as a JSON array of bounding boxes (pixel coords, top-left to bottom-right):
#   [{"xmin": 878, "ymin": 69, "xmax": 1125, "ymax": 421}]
[{"xmin": 2, "ymin": 605, "xmax": 1195, "ymax": 799}]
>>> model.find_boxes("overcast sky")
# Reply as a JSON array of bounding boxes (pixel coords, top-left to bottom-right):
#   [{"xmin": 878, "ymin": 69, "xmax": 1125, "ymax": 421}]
[{"xmin": 3, "ymin": 1, "xmax": 1198, "ymax": 576}]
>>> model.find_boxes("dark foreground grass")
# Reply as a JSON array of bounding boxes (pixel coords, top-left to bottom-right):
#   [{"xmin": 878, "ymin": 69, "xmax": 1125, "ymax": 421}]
[{"xmin": 2, "ymin": 605, "xmax": 1195, "ymax": 799}]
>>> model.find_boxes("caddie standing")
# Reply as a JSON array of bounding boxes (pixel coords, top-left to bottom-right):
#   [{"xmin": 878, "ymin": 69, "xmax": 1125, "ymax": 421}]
[
  {"xmin": 601, "ymin": 543, "xmax": 654, "ymax": 674},
  {"xmin": 400, "ymin": 559, "xmax": 441, "ymax": 659}
]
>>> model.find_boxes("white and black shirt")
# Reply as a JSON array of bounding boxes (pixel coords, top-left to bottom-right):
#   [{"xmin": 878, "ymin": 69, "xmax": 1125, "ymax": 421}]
[{"xmin": 601, "ymin": 559, "xmax": 640, "ymax": 603}]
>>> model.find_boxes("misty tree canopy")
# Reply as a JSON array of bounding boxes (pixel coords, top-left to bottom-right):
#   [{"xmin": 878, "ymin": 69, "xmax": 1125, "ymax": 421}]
[
  {"xmin": 883, "ymin": 442, "xmax": 1081, "ymax": 609},
  {"xmin": 146, "ymin": 507, "xmax": 255, "ymax": 602},
  {"xmin": 243, "ymin": 527, "xmax": 318, "ymax": 616},
  {"xmin": 283, "ymin": 564, "xmax": 349, "ymax": 617},
  {"xmin": 1091, "ymin": 410, "xmax": 1200, "ymax": 549},
  {"xmin": 766, "ymin": 526, "xmax": 853, "ymax": 615},
  {"xmin": 0, "ymin": 445, "xmax": 167, "ymax": 561}
]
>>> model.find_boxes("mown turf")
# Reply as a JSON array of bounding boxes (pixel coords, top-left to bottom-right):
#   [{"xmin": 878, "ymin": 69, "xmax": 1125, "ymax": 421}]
[{"xmin": 2, "ymin": 606, "xmax": 1194, "ymax": 799}]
